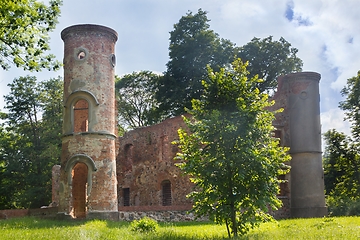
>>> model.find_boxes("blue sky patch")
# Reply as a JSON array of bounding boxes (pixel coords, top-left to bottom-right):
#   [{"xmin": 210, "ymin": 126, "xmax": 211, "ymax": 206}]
[
  {"xmin": 285, "ymin": 1, "xmax": 312, "ymax": 26},
  {"xmin": 285, "ymin": 1, "xmax": 294, "ymax": 21}
]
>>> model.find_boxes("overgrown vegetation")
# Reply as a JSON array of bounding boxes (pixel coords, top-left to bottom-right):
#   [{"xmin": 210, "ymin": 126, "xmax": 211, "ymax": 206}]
[{"xmin": 0, "ymin": 216, "xmax": 359, "ymax": 240}]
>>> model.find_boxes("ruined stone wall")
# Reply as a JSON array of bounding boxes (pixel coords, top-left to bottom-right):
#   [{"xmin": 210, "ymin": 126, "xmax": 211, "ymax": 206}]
[
  {"xmin": 119, "ymin": 210, "xmax": 207, "ymax": 222},
  {"xmin": 116, "ymin": 115, "xmax": 193, "ymax": 211}
]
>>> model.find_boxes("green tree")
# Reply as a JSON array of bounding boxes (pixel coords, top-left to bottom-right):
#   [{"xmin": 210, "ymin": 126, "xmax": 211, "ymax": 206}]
[
  {"xmin": 115, "ymin": 71, "xmax": 162, "ymax": 131},
  {"xmin": 323, "ymin": 129, "xmax": 360, "ymax": 199},
  {"xmin": 323, "ymin": 129, "xmax": 360, "ymax": 216},
  {"xmin": 237, "ymin": 36, "xmax": 303, "ymax": 93},
  {"xmin": 0, "ymin": 76, "xmax": 63, "ymax": 209},
  {"xmin": 155, "ymin": 9, "xmax": 236, "ymax": 117},
  {"xmin": 340, "ymin": 71, "xmax": 360, "ymax": 141},
  {"xmin": 0, "ymin": 0, "xmax": 62, "ymax": 71},
  {"xmin": 322, "ymin": 71, "xmax": 360, "ymax": 215},
  {"xmin": 175, "ymin": 59, "xmax": 290, "ymax": 237}
]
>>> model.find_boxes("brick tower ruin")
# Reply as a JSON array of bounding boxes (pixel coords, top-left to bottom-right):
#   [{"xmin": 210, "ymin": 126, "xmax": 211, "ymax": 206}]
[
  {"xmin": 58, "ymin": 24, "xmax": 118, "ymax": 220},
  {"xmin": 52, "ymin": 24, "xmax": 326, "ymax": 221},
  {"xmin": 271, "ymin": 72, "xmax": 327, "ymax": 218}
]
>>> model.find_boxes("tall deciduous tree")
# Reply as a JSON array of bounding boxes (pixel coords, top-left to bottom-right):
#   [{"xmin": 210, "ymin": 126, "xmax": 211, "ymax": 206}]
[
  {"xmin": 340, "ymin": 71, "xmax": 360, "ymax": 141},
  {"xmin": 155, "ymin": 10, "xmax": 303, "ymax": 118},
  {"xmin": 115, "ymin": 71, "xmax": 162, "ymax": 131},
  {"xmin": 0, "ymin": 0, "xmax": 62, "ymax": 71},
  {"xmin": 237, "ymin": 36, "xmax": 303, "ymax": 93},
  {"xmin": 175, "ymin": 59, "xmax": 290, "ymax": 237},
  {"xmin": 0, "ymin": 76, "xmax": 62, "ymax": 209},
  {"xmin": 156, "ymin": 9, "xmax": 236, "ymax": 117}
]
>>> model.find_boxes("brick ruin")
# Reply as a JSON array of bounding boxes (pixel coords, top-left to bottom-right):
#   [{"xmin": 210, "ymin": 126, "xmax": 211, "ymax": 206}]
[{"xmin": 53, "ymin": 24, "xmax": 327, "ymax": 220}]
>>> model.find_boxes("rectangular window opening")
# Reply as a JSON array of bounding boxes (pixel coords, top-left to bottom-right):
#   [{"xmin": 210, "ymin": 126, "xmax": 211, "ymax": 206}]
[{"xmin": 123, "ymin": 188, "xmax": 130, "ymax": 206}]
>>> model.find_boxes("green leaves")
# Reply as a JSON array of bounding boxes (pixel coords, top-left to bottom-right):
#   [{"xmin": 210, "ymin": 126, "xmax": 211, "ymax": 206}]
[
  {"xmin": 0, "ymin": 76, "xmax": 63, "ymax": 209},
  {"xmin": 156, "ymin": 9, "xmax": 236, "ymax": 117},
  {"xmin": 340, "ymin": 71, "xmax": 360, "ymax": 141},
  {"xmin": 175, "ymin": 59, "xmax": 290, "ymax": 237},
  {"xmin": 115, "ymin": 71, "xmax": 163, "ymax": 131},
  {"xmin": 323, "ymin": 129, "xmax": 360, "ymax": 201},
  {"xmin": 237, "ymin": 36, "xmax": 303, "ymax": 93},
  {"xmin": 0, "ymin": 0, "xmax": 62, "ymax": 71},
  {"xmin": 155, "ymin": 10, "xmax": 303, "ymax": 118}
]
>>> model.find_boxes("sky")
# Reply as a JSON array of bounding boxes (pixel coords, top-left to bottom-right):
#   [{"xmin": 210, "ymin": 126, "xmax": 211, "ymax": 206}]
[{"xmin": 1, "ymin": 0, "xmax": 359, "ymax": 148}]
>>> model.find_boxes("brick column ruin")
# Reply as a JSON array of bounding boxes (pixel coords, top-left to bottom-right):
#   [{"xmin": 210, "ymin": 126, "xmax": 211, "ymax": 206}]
[
  {"xmin": 58, "ymin": 24, "xmax": 118, "ymax": 220},
  {"xmin": 285, "ymin": 72, "xmax": 327, "ymax": 218}
]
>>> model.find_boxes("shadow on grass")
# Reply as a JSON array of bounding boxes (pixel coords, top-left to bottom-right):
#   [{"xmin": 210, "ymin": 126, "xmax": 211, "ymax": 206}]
[{"xmin": 0, "ymin": 216, "xmax": 92, "ymax": 229}]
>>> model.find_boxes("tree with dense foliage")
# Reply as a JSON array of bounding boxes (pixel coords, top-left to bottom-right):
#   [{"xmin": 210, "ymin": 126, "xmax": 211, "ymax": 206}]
[
  {"xmin": 155, "ymin": 10, "xmax": 303, "ymax": 117},
  {"xmin": 175, "ymin": 59, "xmax": 290, "ymax": 237},
  {"xmin": 322, "ymin": 71, "xmax": 360, "ymax": 216},
  {"xmin": 323, "ymin": 129, "xmax": 360, "ymax": 216},
  {"xmin": 155, "ymin": 9, "xmax": 236, "ymax": 117},
  {"xmin": 0, "ymin": 0, "xmax": 62, "ymax": 71},
  {"xmin": 115, "ymin": 71, "xmax": 163, "ymax": 131},
  {"xmin": 323, "ymin": 129, "xmax": 360, "ymax": 199},
  {"xmin": 340, "ymin": 71, "xmax": 360, "ymax": 141},
  {"xmin": 0, "ymin": 76, "xmax": 63, "ymax": 209},
  {"xmin": 237, "ymin": 36, "xmax": 303, "ymax": 93}
]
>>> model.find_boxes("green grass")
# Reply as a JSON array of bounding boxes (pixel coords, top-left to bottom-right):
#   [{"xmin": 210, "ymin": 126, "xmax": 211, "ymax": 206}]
[{"xmin": 0, "ymin": 216, "xmax": 359, "ymax": 239}]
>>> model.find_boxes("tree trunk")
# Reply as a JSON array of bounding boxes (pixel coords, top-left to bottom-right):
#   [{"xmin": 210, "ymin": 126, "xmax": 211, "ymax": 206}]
[{"xmin": 231, "ymin": 202, "xmax": 237, "ymax": 237}]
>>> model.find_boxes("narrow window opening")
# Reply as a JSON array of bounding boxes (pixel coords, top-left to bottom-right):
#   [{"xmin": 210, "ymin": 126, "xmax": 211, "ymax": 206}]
[
  {"xmin": 161, "ymin": 180, "xmax": 172, "ymax": 206},
  {"xmin": 110, "ymin": 54, "xmax": 116, "ymax": 67},
  {"xmin": 123, "ymin": 188, "xmax": 130, "ymax": 206},
  {"xmin": 73, "ymin": 99, "xmax": 89, "ymax": 133}
]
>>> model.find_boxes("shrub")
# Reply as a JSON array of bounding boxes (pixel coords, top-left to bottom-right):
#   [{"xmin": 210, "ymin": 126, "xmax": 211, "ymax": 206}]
[
  {"xmin": 130, "ymin": 217, "xmax": 159, "ymax": 233},
  {"xmin": 327, "ymin": 195, "xmax": 360, "ymax": 216}
]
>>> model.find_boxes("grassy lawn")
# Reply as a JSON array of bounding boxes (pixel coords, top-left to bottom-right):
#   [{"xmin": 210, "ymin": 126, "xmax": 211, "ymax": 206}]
[{"xmin": 0, "ymin": 216, "xmax": 359, "ymax": 239}]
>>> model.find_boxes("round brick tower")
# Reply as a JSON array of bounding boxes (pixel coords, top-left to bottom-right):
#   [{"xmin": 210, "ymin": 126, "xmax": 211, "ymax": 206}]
[
  {"xmin": 286, "ymin": 72, "xmax": 327, "ymax": 218},
  {"xmin": 58, "ymin": 24, "xmax": 118, "ymax": 220}
]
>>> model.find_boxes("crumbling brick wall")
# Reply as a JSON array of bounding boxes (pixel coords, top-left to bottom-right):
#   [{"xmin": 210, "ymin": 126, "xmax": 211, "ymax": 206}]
[{"xmin": 116, "ymin": 115, "xmax": 193, "ymax": 211}]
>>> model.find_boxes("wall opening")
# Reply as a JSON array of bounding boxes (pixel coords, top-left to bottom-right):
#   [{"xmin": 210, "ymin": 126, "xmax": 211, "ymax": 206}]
[
  {"xmin": 72, "ymin": 162, "xmax": 88, "ymax": 218},
  {"xmin": 73, "ymin": 99, "xmax": 89, "ymax": 132},
  {"xmin": 161, "ymin": 180, "xmax": 172, "ymax": 206},
  {"xmin": 123, "ymin": 188, "xmax": 130, "ymax": 206}
]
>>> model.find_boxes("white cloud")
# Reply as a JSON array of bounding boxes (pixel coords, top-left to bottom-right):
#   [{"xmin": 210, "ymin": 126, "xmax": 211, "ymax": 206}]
[{"xmin": 321, "ymin": 108, "xmax": 351, "ymax": 136}]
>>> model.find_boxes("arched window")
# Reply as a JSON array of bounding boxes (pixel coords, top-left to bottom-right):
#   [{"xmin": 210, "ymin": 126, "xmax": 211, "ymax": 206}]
[
  {"xmin": 73, "ymin": 99, "xmax": 89, "ymax": 132},
  {"xmin": 63, "ymin": 90, "xmax": 99, "ymax": 135},
  {"xmin": 161, "ymin": 180, "xmax": 172, "ymax": 206}
]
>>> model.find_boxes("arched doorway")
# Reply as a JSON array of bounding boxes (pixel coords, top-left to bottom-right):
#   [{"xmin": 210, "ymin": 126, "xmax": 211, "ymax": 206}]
[{"xmin": 72, "ymin": 162, "xmax": 88, "ymax": 218}]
